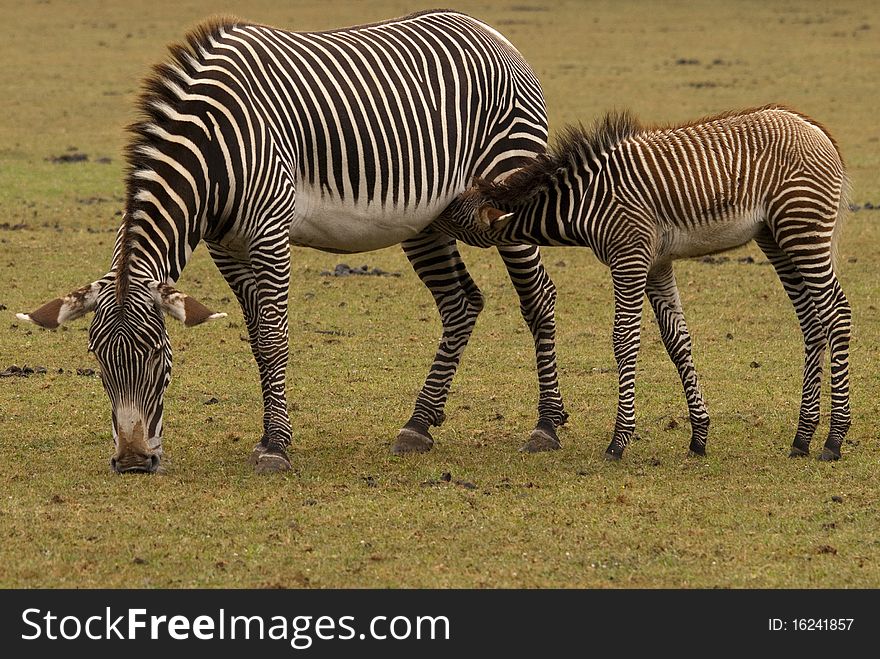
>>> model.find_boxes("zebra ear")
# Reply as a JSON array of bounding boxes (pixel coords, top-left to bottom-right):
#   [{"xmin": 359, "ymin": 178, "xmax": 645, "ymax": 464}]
[
  {"xmin": 477, "ymin": 205, "xmax": 514, "ymax": 231},
  {"xmin": 151, "ymin": 282, "xmax": 227, "ymax": 327},
  {"xmin": 16, "ymin": 281, "xmax": 105, "ymax": 329}
]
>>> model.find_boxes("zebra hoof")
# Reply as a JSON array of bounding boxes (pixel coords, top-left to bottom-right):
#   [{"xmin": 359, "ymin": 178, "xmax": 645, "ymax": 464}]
[
  {"xmin": 789, "ymin": 446, "xmax": 810, "ymax": 458},
  {"xmin": 248, "ymin": 442, "xmax": 268, "ymax": 466},
  {"xmin": 255, "ymin": 449, "xmax": 292, "ymax": 474},
  {"xmin": 391, "ymin": 427, "xmax": 434, "ymax": 454},
  {"xmin": 604, "ymin": 438, "xmax": 625, "ymax": 461},
  {"xmin": 520, "ymin": 421, "xmax": 561, "ymax": 453},
  {"xmin": 818, "ymin": 447, "xmax": 841, "ymax": 462}
]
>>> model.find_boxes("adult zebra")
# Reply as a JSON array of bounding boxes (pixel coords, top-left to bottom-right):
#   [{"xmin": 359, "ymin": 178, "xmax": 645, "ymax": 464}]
[
  {"xmin": 17, "ymin": 10, "xmax": 568, "ymax": 473},
  {"xmin": 435, "ymin": 106, "xmax": 852, "ymax": 461}
]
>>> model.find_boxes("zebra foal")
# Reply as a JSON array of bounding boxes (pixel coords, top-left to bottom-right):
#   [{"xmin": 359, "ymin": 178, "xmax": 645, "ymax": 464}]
[
  {"xmin": 17, "ymin": 11, "xmax": 568, "ymax": 474},
  {"xmin": 436, "ymin": 105, "xmax": 852, "ymax": 461}
]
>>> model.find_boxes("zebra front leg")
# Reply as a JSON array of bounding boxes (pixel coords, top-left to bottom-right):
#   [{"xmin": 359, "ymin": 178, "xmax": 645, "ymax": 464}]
[
  {"xmin": 605, "ymin": 262, "xmax": 649, "ymax": 460},
  {"xmin": 208, "ymin": 243, "xmax": 277, "ymax": 465},
  {"xmin": 392, "ymin": 231, "xmax": 484, "ymax": 454},
  {"xmin": 645, "ymin": 263, "xmax": 710, "ymax": 456},
  {"xmin": 209, "ymin": 241, "xmax": 293, "ymax": 473},
  {"xmin": 250, "ymin": 242, "xmax": 294, "ymax": 472},
  {"xmin": 497, "ymin": 244, "xmax": 568, "ymax": 453},
  {"xmin": 755, "ymin": 229, "xmax": 825, "ymax": 457}
]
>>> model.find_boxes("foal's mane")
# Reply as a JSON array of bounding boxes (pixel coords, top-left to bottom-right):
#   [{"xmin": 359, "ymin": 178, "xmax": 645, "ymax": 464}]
[
  {"xmin": 476, "ymin": 110, "xmax": 643, "ymax": 206},
  {"xmin": 475, "ymin": 104, "xmax": 842, "ymax": 208}
]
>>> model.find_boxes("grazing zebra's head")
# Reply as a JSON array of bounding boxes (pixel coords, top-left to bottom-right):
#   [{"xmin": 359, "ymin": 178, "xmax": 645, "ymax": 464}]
[{"xmin": 18, "ymin": 277, "xmax": 225, "ymax": 474}]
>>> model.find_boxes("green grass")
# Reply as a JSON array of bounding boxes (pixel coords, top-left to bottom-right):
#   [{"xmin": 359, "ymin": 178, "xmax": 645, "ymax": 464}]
[{"xmin": 1, "ymin": 0, "xmax": 879, "ymax": 588}]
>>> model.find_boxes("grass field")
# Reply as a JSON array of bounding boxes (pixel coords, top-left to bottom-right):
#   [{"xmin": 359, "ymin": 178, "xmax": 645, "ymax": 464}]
[{"xmin": 1, "ymin": 0, "xmax": 879, "ymax": 588}]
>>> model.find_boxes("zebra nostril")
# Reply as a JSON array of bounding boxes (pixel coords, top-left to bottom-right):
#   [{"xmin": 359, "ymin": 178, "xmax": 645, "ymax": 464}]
[
  {"xmin": 149, "ymin": 454, "xmax": 160, "ymax": 473},
  {"xmin": 110, "ymin": 456, "xmax": 119, "ymax": 472}
]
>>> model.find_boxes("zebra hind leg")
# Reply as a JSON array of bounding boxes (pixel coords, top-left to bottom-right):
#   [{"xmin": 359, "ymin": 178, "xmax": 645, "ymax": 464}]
[
  {"xmin": 799, "ymin": 274, "xmax": 850, "ymax": 461},
  {"xmin": 645, "ymin": 263, "xmax": 710, "ymax": 456},
  {"xmin": 774, "ymin": 225, "xmax": 852, "ymax": 460},
  {"xmin": 815, "ymin": 275, "xmax": 852, "ymax": 461},
  {"xmin": 755, "ymin": 229, "xmax": 825, "ymax": 457},
  {"xmin": 392, "ymin": 231, "xmax": 484, "ymax": 454},
  {"xmin": 496, "ymin": 244, "xmax": 568, "ymax": 453}
]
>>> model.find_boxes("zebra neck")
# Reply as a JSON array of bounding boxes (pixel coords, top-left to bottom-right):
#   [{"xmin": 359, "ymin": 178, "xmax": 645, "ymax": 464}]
[
  {"xmin": 113, "ymin": 206, "xmax": 201, "ymax": 300},
  {"xmin": 500, "ymin": 175, "xmax": 591, "ymax": 248}
]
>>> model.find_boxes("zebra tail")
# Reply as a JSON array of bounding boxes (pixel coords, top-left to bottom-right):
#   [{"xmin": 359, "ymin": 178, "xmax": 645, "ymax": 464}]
[{"xmin": 831, "ymin": 171, "xmax": 852, "ymax": 277}]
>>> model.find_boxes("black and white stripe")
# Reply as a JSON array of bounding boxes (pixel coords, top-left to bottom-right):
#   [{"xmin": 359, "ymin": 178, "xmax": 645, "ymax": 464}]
[{"xmin": 438, "ymin": 105, "xmax": 851, "ymax": 461}]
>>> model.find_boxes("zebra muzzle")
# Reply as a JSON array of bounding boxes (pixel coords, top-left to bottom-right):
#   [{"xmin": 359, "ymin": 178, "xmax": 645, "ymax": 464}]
[
  {"xmin": 110, "ymin": 451, "xmax": 161, "ymax": 474},
  {"xmin": 111, "ymin": 416, "xmax": 163, "ymax": 473}
]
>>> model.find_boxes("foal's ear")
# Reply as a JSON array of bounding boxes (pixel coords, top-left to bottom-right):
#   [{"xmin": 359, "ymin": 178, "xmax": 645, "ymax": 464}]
[
  {"xmin": 17, "ymin": 281, "xmax": 105, "ymax": 329},
  {"xmin": 150, "ymin": 282, "xmax": 226, "ymax": 327},
  {"xmin": 477, "ymin": 205, "xmax": 514, "ymax": 231}
]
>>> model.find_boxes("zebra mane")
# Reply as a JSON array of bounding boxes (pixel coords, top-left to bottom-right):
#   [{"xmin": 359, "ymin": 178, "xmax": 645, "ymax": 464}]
[
  {"xmin": 117, "ymin": 16, "xmax": 248, "ymax": 303},
  {"xmin": 476, "ymin": 110, "xmax": 643, "ymax": 206}
]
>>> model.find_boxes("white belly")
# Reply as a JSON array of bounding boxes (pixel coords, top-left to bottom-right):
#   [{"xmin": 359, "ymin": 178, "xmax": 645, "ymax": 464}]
[
  {"xmin": 289, "ymin": 183, "xmax": 453, "ymax": 253},
  {"xmin": 664, "ymin": 209, "xmax": 765, "ymax": 260}
]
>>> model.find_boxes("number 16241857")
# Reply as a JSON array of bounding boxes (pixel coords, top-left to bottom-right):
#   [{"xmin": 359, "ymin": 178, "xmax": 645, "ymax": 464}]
[{"xmin": 769, "ymin": 619, "xmax": 854, "ymax": 631}]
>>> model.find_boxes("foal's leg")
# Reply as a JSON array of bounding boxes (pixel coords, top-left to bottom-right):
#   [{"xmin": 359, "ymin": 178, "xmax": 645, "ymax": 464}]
[
  {"xmin": 772, "ymin": 219, "xmax": 852, "ymax": 460},
  {"xmin": 392, "ymin": 230, "xmax": 485, "ymax": 454},
  {"xmin": 208, "ymin": 240, "xmax": 293, "ymax": 473},
  {"xmin": 754, "ymin": 228, "xmax": 826, "ymax": 457},
  {"xmin": 645, "ymin": 262, "xmax": 710, "ymax": 456},
  {"xmin": 817, "ymin": 274, "xmax": 853, "ymax": 460},
  {"xmin": 605, "ymin": 260, "xmax": 650, "ymax": 460},
  {"xmin": 497, "ymin": 243, "xmax": 569, "ymax": 453}
]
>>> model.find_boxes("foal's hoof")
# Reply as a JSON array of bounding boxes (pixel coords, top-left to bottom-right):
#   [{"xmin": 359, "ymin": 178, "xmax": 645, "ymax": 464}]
[
  {"xmin": 520, "ymin": 421, "xmax": 562, "ymax": 453},
  {"xmin": 789, "ymin": 446, "xmax": 810, "ymax": 458},
  {"xmin": 391, "ymin": 427, "xmax": 434, "ymax": 454},
  {"xmin": 255, "ymin": 448, "xmax": 292, "ymax": 474},
  {"xmin": 818, "ymin": 447, "xmax": 841, "ymax": 462},
  {"xmin": 688, "ymin": 440, "xmax": 707, "ymax": 457},
  {"xmin": 604, "ymin": 438, "xmax": 626, "ymax": 461}
]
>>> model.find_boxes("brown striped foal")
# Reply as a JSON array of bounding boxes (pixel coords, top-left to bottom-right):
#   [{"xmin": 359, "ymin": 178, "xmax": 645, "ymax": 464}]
[{"xmin": 434, "ymin": 106, "xmax": 852, "ymax": 461}]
